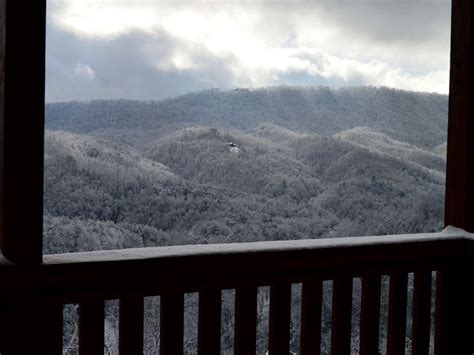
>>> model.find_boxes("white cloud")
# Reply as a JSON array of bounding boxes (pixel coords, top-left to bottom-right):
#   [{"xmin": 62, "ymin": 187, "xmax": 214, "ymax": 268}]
[
  {"xmin": 74, "ymin": 62, "xmax": 96, "ymax": 80},
  {"xmin": 48, "ymin": 0, "xmax": 157, "ymax": 38},
  {"xmin": 47, "ymin": 0, "xmax": 452, "ymax": 98}
]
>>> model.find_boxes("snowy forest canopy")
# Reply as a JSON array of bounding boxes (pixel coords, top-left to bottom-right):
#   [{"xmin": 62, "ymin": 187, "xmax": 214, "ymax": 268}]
[{"xmin": 44, "ymin": 85, "xmax": 447, "ymax": 254}]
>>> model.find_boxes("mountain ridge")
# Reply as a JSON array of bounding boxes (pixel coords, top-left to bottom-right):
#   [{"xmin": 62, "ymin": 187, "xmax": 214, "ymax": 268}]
[{"xmin": 46, "ymin": 86, "xmax": 448, "ymax": 148}]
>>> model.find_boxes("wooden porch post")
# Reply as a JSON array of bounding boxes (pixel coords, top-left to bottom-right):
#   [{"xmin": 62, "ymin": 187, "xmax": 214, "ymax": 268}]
[
  {"xmin": 439, "ymin": 1, "xmax": 474, "ymax": 354},
  {"xmin": 0, "ymin": 0, "xmax": 46, "ymax": 265},
  {"xmin": 445, "ymin": 0, "xmax": 474, "ymax": 232},
  {"xmin": 0, "ymin": 1, "xmax": 49, "ymax": 353}
]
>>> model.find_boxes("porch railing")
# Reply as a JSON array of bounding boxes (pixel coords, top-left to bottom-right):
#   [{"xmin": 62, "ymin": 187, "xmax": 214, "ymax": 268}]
[{"xmin": 0, "ymin": 227, "xmax": 472, "ymax": 355}]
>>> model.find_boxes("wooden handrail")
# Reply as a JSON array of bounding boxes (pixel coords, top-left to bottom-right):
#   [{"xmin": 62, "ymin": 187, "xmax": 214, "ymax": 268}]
[
  {"xmin": 0, "ymin": 228, "xmax": 468, "ymax": 299},
  {"xmin": 0, "ymin": 228, "xmax": 473, "ymax": 354},
  {"xmin": 34, "ymin": 227, "xmax": 471, "ymax": 301}
]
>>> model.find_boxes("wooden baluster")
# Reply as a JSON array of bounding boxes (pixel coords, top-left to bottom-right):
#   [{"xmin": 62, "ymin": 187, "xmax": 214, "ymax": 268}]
[
  {"xmin": 435, "ymin": 265, "xmax": 473, "ymax": 355},
  {"xmin": 300, "ymin": 279, "xmax": 323, "ymax": 355},
  {"xmin": 80, "ymin": 301, "xmax": 105, "ymax": 355},
  {"xmin": 412, "ymin": 271, "xmax": 431, "ymax": 355},
  {"xmin": 387, "ymin": 273, "xmax": 408, "ymax": 355},
  {"xmin": 435, "ymin": 269, "xmax": 448, "ymax": 355},
  {"xmin": 2, "ymin": 292, "xmax": 56, "ymax": 354},
  {"xmin": 359, "ymin": 275, "xmax": 381, "ymax": 355},
  {"xmin": 160, "ymin": 293, "xmax": 184, "ymax": 355},
  {"xmin": 331, "ymin": 278, "xmax": 353, "ymax": 355},
  {"xmin": 41, "ymin": 300, "xmax": 64, "ymax": 354},
  {"xmin": 268, "ymin": 284, "xmax": 292, "ymax": 355},
  {"xmin": 235, "ymin": 287, "xmax": 258, "ymax": 355},
  {"xmin": 198, "ymin": 290, "xmax": 221, "ymax": 355},
  {"xmin": 119, "ymin": 297, "xmax": 144, "ymax": 355},
  {"xmin": 0, "ymin": 293, "xmax": 7, "ymax": 353}
]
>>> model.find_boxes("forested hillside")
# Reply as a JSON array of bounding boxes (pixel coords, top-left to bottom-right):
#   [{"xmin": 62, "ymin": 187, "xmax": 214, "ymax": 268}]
[
  {"xmin": 44, "ymin": 127, "xmax": 445, "ymax": 254},
  {"xmin": 46, "ymin": 86, "xmax": 448, "ymax": 148},
  {"xmin": 44, "ymin": 86, "xmax": 447, "ymax": 254},
  {"xmin": 44, "ymin": 86, "xmax": 447, "ymax": 354}
]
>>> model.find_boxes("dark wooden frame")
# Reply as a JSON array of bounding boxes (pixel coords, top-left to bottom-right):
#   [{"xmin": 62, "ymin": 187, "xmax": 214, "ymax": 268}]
[
  {"xmin": 0, "ymin": 1, "xmax": 471, "ymax": 266},
  {"xmin": 445, "ymin": 0, "xmax": 474, "ymax": 232},
  {"xmin": 0, "ymin": 1, "xmax": 473, "ymax": 354},
  {"xmin": 0, "ymin": 0, "xmax": 46, "ymax": 265}
]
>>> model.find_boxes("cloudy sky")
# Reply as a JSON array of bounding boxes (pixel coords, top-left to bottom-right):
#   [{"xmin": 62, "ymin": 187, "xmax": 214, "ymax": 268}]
[{"xmin": 46, "ymin": 0, "xmax": 452, "ymax": 102}]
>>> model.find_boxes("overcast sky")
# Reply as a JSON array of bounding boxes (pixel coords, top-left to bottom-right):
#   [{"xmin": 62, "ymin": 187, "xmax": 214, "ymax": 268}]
[{"xmin": 46, "ymin": 0, "xmax": 452, "ymax": 102}]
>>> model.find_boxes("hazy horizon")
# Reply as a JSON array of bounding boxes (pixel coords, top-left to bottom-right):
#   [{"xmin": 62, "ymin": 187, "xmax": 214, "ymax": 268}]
[{"xmin": 45, "ymin": 84, "xmax": 449, "ymax": 105}]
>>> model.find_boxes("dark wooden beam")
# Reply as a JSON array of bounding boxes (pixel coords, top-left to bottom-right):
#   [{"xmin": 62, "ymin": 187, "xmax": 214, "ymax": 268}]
[
  {"xmin": 445, "ymin": 0, "xmax": 474, "ymax": 232},
  {"xmin": 0, "ymin": 1, "xmax": 48, "ymax": 351},
  {"xmin": 0, "ymin": 0, "xmax": 46, "ymax": 264},
  {"xmin": 300, "ymin": 279, "xmax": 323, "ymax": 355},
  {"xmin": 198, "ymin": 289, "xmax": 221, "ymax": 355},
  {"xmin": 359, "ymin": 275, "xmax": 381, "ymax": 355},
  {"xmin": 387, "ymin": 273, "xmax": 408, "ymax": 355},
  {"xmin": 79, "ymin": 301, "xmax": 105, "ymax": 355},
  {"xmin": 411, "ymin": 271, "xmax": 432, "ymax": 355},
  {"xmin": 160, "ymin": 293, "xmax": 184, "ymax": 355},
  {"xmin": 0, "ymin": 0, "xmax": 5, "ymax": 259},
  {"xmin": 331, "ymin": 278, "xmax": 353, "ymax": 355},
  {"xmin": 235, "ymin": 287, "xmax": 258, "ymax": 355},
  {"xmin": 120, "ymin": 296, "xmax": 144, "ymax": 354},
  {"xmin": 435, "ymin": 263, "xmax": 473, "ymax": 355},
  {"xmin": 37, "ymin": 232, "xmax": 466, "ymax": 303},
  {"xmin": 0, "ymin": 291, "xmax": 46, "ymax": 353},
  {"xmin": 268, "ymin": 284, "xmax": 292, "ymax": 355},
  {"xmin": 40, "ymin": 300, "xmax": 63, "ymax": 354}
]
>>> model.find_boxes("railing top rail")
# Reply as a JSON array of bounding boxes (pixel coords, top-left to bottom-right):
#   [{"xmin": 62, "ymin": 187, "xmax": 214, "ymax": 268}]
[
  {"xmin": 42, "ymin": 226, "xmax": 471, "ymax": 265},
  {"xmin": 0, "ymin": 227, "xmax": 471, "ymax": 302}
]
